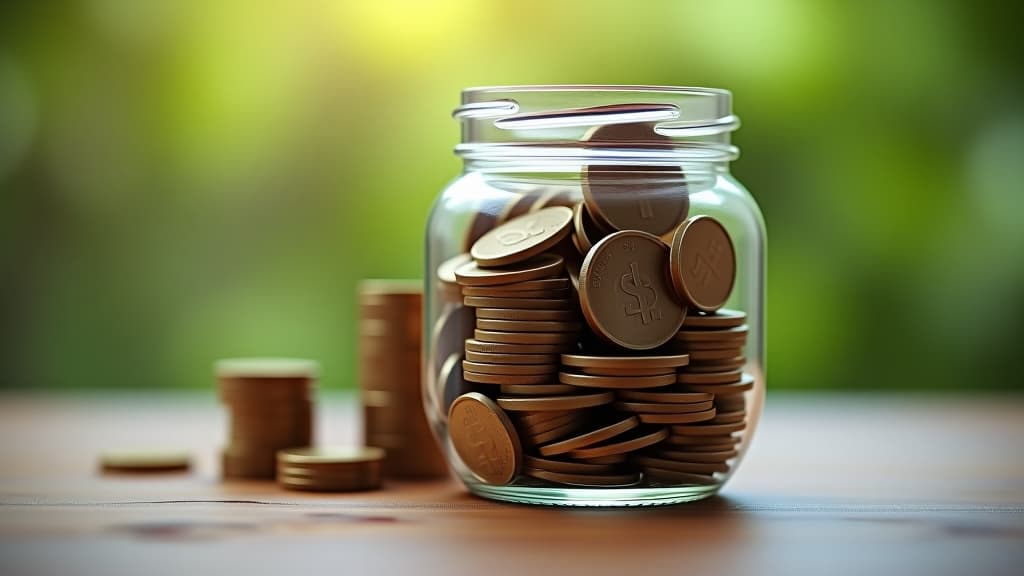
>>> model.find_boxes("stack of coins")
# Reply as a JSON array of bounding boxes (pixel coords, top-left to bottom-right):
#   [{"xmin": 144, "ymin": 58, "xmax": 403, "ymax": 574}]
[
  {"xmin": 217, "ymin": 358, "xmax": 316, "ymax": 479},
  {"xmin": 359, "ymin": 280, "xmax": 448, "ymax": 479},
  {"xmin": 276, "ymin": 447, "xmax": 384, "ymax": 492}
]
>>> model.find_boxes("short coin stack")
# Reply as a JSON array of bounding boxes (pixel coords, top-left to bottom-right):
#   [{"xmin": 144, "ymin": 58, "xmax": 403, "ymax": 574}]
[
  {"xmin": 359, "ymin": 280, "xmax": 448, "ymax": 479},
  {"xmin": 217, "ymin": 358, "xmax": 316, "ymax": 479},
  {"xmin": 276, "ymin": 447, "xmax": 384, "ymax": 492}
]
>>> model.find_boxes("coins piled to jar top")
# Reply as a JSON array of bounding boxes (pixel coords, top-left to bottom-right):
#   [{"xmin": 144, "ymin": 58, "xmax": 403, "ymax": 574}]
[
  {"xmin": 217, "ymin": 358, "xmax": 316, "ymax": 479},
  {"xmin": 442, "ymin": 129, "xmax": 750, "ymax": 489}
]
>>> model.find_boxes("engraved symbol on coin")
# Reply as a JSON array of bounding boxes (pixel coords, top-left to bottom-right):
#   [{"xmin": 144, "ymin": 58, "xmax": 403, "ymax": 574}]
[
  {"xmin": 638, "ymin": 199, "xmax": 654, "ymax": 220},
  {"xmin": 496, "ymin": 217, "xmax": 545, "ymax": 246},
  {"xmin": 465, "ymin": 408, "xmax": 502, "ymax": 475},
  {"xmin": 621, "ymin": 262, "xmax": 661, "ymax": 325},
  {"xmin": 691, "ymin": 239, "xmax": 725, "ymax": 288}
]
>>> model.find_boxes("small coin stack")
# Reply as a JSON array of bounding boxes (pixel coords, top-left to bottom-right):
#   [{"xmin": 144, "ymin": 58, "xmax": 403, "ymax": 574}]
[
  {"xmin": 359, "ymin": 280, "xmax": 448, "ymax": 479},
  {"xmin": 276, "ymin": 447, "xmax": 384, "ymax": 492},
  {"xmin": 217, "ymin": 358, "xmax": 316, "ymax": 479}
]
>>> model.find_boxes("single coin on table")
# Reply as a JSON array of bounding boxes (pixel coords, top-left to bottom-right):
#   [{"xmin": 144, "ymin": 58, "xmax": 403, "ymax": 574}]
[
  {"xmin": 474, "ymin": 307, "xmax": 578, "ymax": 321},
  {"xmin": 497, "ymin": 391, "xmax": 615, "ymax": 412},
  {"xmin": 471, "ymin": 206, "xmax": 574, "ymax": 267},
  {"xmin": 682, "ymin": 308, "xmax": 747, "ymax": 329},
  {"xmin": 559, "ymin": 371, "xmax": 676, "ymax": 389},
  {"xmin": 464, "ymin": 296, "xmax": 574, "ymax": 310},
  {"xmin": 448, "ymin": 392, "xmax": 522, "ymax": 485},
  {"xmin": 525, "ymin": 468, "xmax": 641, "ymax": 487},
  {"xmin": 455, "ymin": 253, "xmax": 564, "ymax": 286},
  {"xmin": 475, "ymin": 318, "xmax": 581, "ymax": 333},
  {"xmin": 561, "ymin": 353, "xmax": 691, "ymax": 370},
  {"xmin": 579, "ymin": 231, "xmax": 687, "ymax": 350},
  {"xmin": 99, "ymin": 449, "xmax": 191, "ymax": 474},
  {"xmin": 567, "ymin": 427, "xmax": 669, "ymax": 459},
  {"xmin": 538, "ymin": 416, "xmax": 640, "ymax": 456},
  {"xmin": 668, "ymin": 216, "xmax": 736, "ymax": 313}
]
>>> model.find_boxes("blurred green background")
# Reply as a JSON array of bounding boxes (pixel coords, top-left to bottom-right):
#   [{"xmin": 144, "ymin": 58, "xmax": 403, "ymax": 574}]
[{"xmin": 1, "ymin": 0, "xmax": 1021, "ymax": 392}]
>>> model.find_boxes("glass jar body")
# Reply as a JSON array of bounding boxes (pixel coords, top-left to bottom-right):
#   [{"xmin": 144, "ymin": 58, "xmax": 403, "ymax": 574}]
[{"xmin": 424, "ymin": 162, "xmax": 765, "ymax": 507}]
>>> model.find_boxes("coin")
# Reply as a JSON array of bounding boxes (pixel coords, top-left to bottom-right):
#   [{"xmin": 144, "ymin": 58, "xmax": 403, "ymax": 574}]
[
  {"xmin": 501, "ymin": 383, "xmax": 577, "ymax": 395},
  {"xmin": 561, "ymin": 353, "xmax": 690, "ymax": 370},
  {"xmin": 538, "ymin": 416, "xmax": 640, "ymax": 456},
  {"xmin": 567, "ymin": 427, "xmax": 668, "ymax": 459},
  {"xmin": 708, "ymin": 410, "xmax": 746, "ymax": 425},
  {"xmin": 632, "ymin": 456, "xmax": 729, "ymax": 475},
  {"xmin": 215, "ymin": 357, "xmax": 320, "ymax": 379},
  {"xmin": 497, "ymin": 192, "xmax": 545, "ymax": 224},
  {"xmin": 462, "ymin": 360, "xmax": 557, "ymax": 376},
  {"xmin": 475, "ymin": 319, "xmax": 581, "ymax": 333},
  {"xmin": 277, "ymin": 446, "xmax": 384, "ymax": 465},
  {"xmin": 683, "ymin": 356, "xmax": 746, "ymax": 372},
  {"xmin": 654, "ymin": 448, "xmax": 738, "ymax": 463},
  {"xmin": 522, "ymin": 418, "xmax": 586, "ymax": 445},
  {"xmin": 613, "ymin": 400, "xmax": 714, "ymax": 414},
  {"xmin": 475, "ymin": 307, "xmax": 578, "ymax": 321},
  {"xmin": 465, "ymin": 194, "xmax": 518, "ymax": 250},
  {"xmin": 571, "ymin": 202, "xmax": 608, "ymax": 255},
  {"xmin": 579, "ymin": 231, "xmax": 687, "ymax": 350},
  {"xmin": 463, "ymin": 371, "xmax": 553, "ymax": 385},
  {"xmin": 559, "ymin": 371, "xmax": 676, "ymax": 389},
  {"xmin": 465, "ymin": 296, "xmax": 574, "ymax": 310},
  {"xmin": 465, "ymin": 350, "xmax": 560, "ymax": 365},
  {"xmin": 523, "ymin": 455, "xmax": 617, "ymax": 475},
  {"xmin": 580, "ymin": 366, "xmax": 676, "ymax": 377},
  {"xmin": 530, "ymin": 188, "xmax": 577, "ymax": 211},
  {"xmin": 496, "ymin": 391, "xmax": 614, "ymax": 412},
  {"xmin": 516, "ymin": 411, "xmax": 579, "ymax": 436},
  {"xmin": 464, "ymin": 338, "xmax": 570, "ymax": 355},
  {"xmin": 669, "ymin": 216, "xmax": 736, "ymax": 312},
  {"xmin": 474, "ymin": 329, "xmax": 577, "ymax": 345},
  {"xmin": 678, "ymin": 374, "xmax": 754, "ymax": 395},
  {"xmin": 642, "ymin": 468, "xmax": 716, "ymax": 485},
  {"xmin": 440, "ymin": 354, "xmax": 470, "ymax": 418},
  {"xmin": 670, "ymin": 421, "xmax": 747, "ymax": 436},
  {"xmin": 637, "ymin": 408, "xmax": 716, "ymax": 425},
  {"xmin": 465, "ymin": 278, "xmax": 571, "ymax": 292},
  {"xmin": 100, "ymin": 449, "xmax": 191, "ymax": 474},
  {"xmin": 664, "ymin": 434, "xmax": 740, "ymax": 447},
  {"xmin": 715, "ymin": 394, "xmax": 747, "ymax": 412},
  {"xmin": 675, "ymin": 325, "xmax": 748, "ymax": 342},
  {"xmin": 454, "ymin": 253, "xmax": 564, "ymax": 286},
  {"xmin": 688, "ymin": 347, "xmax": 745, "ymax": 362},
  {"xmin": 518, "ymin": 410, "xmax": 575, "ymax": 426},
  {"xmin": 581, "ymin": 123, "xmax": 688, "ymax": 236},
  {"xmin": 525, "ymin": 468, "xmax": 640, "ymax": 487},
  {"xmin": 682, "ymin": 308, "xmax": 747, "ymax": 329},
  {"xmin": 676, "ymin": 370, "xmax": 744, "ymax": 385},
  {"xmin": 472, "ymin": 206, "xmax": 574, "ymax": 267},
  {"xmin": 449, "ymin": 392, "xmax": 522, "ymax": 485},
  {"xmin": 463, "ymin": 287, "xmax": 571, "ymax": 299},
  {"xmin": 683, "ymin": 338, "xmax": 748, "ymax": 351},
  {"xmin": 575, "ymin": 453, "xmax": 629, "ymax": 465},
  {"xmin": 437, "ymin": 253, "xmax": 473, "ymax": 286},
  {"xmin": 616, "ymin": 390, "xmax": 714, "ymax": 404}
]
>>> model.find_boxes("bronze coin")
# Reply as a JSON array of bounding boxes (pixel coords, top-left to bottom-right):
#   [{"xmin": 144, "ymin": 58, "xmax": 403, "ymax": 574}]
[
  {"xmin": 501, "ymin": 383, "xmax": 578, "ymax": 395},
  {"xmin": 567, "ymin": 427, "xmax": 668, "ymax": 459},
  {"xmin": 463, "ymin": 286, "xmax": 571, "ymax": 299},
  {"xmin": 580, "ymin": 366, "xmax": 675, "ymax": 377},
  {"xmin": 518, "ymin": 410, "xmax": 575, "ymax": 426},
  {"xmin": 472, "ymin": 206, "xmax": 574, "ymax": 267},
  {"xmin": 678, "ymin": 374, "xmax": 754, "ymax": 395},
  {"xmin": 616, "ymin": 390, "xmax": 714, "ymax": 404},
  {"xmin": 539, "ymin": 416, "xmax": 640, "ymax": 457},
  {"xmin": 581, "ymin": 123, "xmax": 688, "ymax": 236},
  {"xmin": 100, "ymin": 450, "xmax": 191, "ymax": 474},
  {"xmin": 664, "ymin": 433, "xmax": 740, "ymax": 447},
  {"xmin": 676, "ymin": 369, "xmax": 743, "ymax": 385},
  {"xmin": 496, "ymin": 391, "xmax": 614, "ymax": 412},
  {"xmin": 682, "ymin": 338, "xmax": 748, "ymax": 351},
  {"xmin": 654, "ymin": 448, "xmax": 739, "ymax": 463},
  {"xmin": 437, "ymin": 253, "xmax": 474, "ymax": 286},
  {"xmin": 464, "ymin": 296, "xmax": 574, "ymax": 310},
  {"xmin": 579, "ymin": 231, "xmax": 687, "ymax": 350},
  {"xmin": 682, "ymin": 308, "xmax": 747, "ymax": 329},
  {"xmin": 431, "ymin": 304, "xmax": 475, "ymax": 369},
  {"xmin": 670, "ymin": 421, "xmax": 747, "ymax": 436},
  {"xmin": 683, "ymin": 356, "xmax": 746, "ymax": 372},
  {"xmin": 571, "ymin": 202, "xmax": 608, "ymax": 255},
  {"xmin": 633, "ymin": 455, "xmax": 729, "ymax": 475},
  {"xmin": 463, "ymin": 371, "xmax": 554, "ymax": 385},
  {"xmin": 516, "ymin": 411, "xmax": 579, "ymax": 435},
  {"xmin": 522, "ymin": 418, "xmax": 585, "ymax": 446},
  {"xmin": 464, "ymin": 194, "xmax": 519, "ymax": 250},
  {"xmin": 642, "ymin": 468, "xmax": 717, "ymax": 486},
  {"xmin": 688, "ymin": 348, "xmax": 744, "ymax": 362},
  {"xmin": 440, "ymin": 354, "xmax": 471, "ymax": 418},
  {"xmin": 465, "ymin": 350, "xmax": 561, "ymax": 365},
  {"xmin": 575, "ymin": 453, "xmax": 629, "ymax": 465},
  {"xmin": 669, "ymin": 216, "xmax": 736, "ymax": 312},
  {"xmin": 468, "ymin": 278, "xmax": 572, "ymax": 292},
  {"xmin": 613, "ymin": 400, "xmax": 714, "ymax": 414},
  {"xmin": 454, "ymin": 253, "xmax": 564, "ymax": 286},
  {"xmin": 525, "ymin": 468, "xmax": 640, "ymax": 487},
  {"xmin": 475, "ymin": 307, "xmax": 578, "ymax": 321},
  {"xmin": 675, "ymin": 325, "xmax": 748, "ymax": 342},
  {"xmin": 708, "ymin": 410, "xmax": 746, "ymax": 425},
  {"xmin": 448, "ymin": 392, "xmax": 522, "ymax": 485},
  {"xmin": 475, "ymin": 318, "xmax": 581, "ymax": 333},
  {"xmin": 523, "ymin": 455, "xmax": 617, "ymax": 475},
  {"xmin": 461, "ymin": 360, "xmax": 557, "ymax": 376},
  {"xmin": 464, "ymin": 338, "xmax": 571, "ymax": 355},
  {"xmin": 559, "ymin": 371, "xmax": 676, "ymax": 389},
  {"xmin": 637, "ymin": 408, "xmax": 716, "ymax": 425},
  {"xmin": 561, "ymin": 353, "xmax": 690, "ymax": 370},
  {"xmin": 715, "ymin": 394, "xmax": 747, "ymax": 412},
  {"xmin": 474, "ymin": 329, "xmax": 577, "ymax": 345}
]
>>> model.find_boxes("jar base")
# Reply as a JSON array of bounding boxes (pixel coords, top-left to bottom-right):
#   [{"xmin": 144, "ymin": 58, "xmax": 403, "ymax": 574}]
[{"xmin": 468, "ymin": 483, "xmax": 721, "ymax": 507}]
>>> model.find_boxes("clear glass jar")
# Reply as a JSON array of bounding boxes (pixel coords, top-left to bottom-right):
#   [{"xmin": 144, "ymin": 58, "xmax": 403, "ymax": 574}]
[{"xmin": 424, "ymin": 86, "xmax": 765, "ymax": 506}]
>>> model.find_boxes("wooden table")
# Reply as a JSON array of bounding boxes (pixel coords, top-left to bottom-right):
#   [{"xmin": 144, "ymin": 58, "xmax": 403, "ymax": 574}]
[{"xmin": 0, "ymin": 392, "xmax": 1021, "ymax": 575}]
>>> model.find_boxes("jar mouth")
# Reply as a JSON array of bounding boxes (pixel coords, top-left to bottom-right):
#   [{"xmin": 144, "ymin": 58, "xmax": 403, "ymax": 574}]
[{"xmin": 454, "ymin": 85, "xmax": 739, "ymax": 163}]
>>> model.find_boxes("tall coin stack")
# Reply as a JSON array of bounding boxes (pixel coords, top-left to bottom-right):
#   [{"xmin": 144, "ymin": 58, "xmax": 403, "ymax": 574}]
[
  {"xmin": 359, "ymin": 280, "xmax": 448, "ymax": 479},
  {"xmin": 443, "ymin": 129, "xmax": 754, "ymax": 489},
  {"xmin": 217, "ymin": 358, "xmax": 316, "ymax": 479}
]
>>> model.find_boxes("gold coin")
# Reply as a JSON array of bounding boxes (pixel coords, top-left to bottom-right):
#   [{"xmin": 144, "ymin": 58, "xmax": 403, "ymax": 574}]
[
  {"xmin": 448, "ymin": 392, "xmax": 521, "ymax": 485},
  {"xmin": 462, "ymin": 360, "xmax": 557, "ymax": 376},
  {"xmin": 538, "ymin": 416, "xmax": 640, "ymax": 457},
  {"xmin": 579, "ymin": 231, "xmax": 687, "ymax": 350},
  {"xmin": 669, "ymin": 216, "xmax": 736, "ymax": 313},
  {"xmin": 474, "ymin": 329, "xmax": 577, "ymax": 345},
  {"xmin": 613, "ymin": 400, "xmax": 714, "ymax": 414},
  {"xmin": 476, "ymin": 318, "xmax": 581, "ymax": 333},
  {"xmin": 496, "ymin": 391, "xmax": 614, "ymax": 412},
  {"xmin": 682, "ymin": 308, "xmax": 747, "ymax": 329},
  {"xmin": 472, "ymin": 206, "xmax": 574, "ymax": 267},
  {"xmin": 559, "ymin": 371, "xmax": 676, "ymax": 389},
  {"xmin": 561, "ymin": 353, "xmax": 690, "ymax": 370},
  {"xmin": 567, "ymin": 427, "xmax": 668, "ymax": 459},
  {"xmin": 525, "ymin": 468, "xmax": 640, "ymax": 487},
  {"xmin": 637, "ymin": 408, "xmax": 716, "ymax": 425},
  {"xmin": 464, "ymin": 338, "xmax": 570, "ymax": 355},
  {"xmin": 475, "ymin": 307, "xmax": 578, "ymax": 321},
  {"xmin": 454, "ymin": 253, "xmax": 564, "ymax": 286},
  {"xmin": 464, "ymin": 296, "xmax": 574, "ymax": 310},
  {"xmin": 99, "ymin": 449, "xmax": 191, "ymax": 474}
]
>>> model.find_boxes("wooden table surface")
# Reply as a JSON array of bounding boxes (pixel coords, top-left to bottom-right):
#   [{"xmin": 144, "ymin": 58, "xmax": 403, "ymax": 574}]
[{"xmin": 0, "ymin": 392, "xmax": 1021, "ymax": 576}]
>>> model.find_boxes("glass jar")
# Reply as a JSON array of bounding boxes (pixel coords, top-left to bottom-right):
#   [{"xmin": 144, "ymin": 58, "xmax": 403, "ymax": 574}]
[{"xmin": 424, "ymin": 86, "xmax": 765, "ymax": 506}]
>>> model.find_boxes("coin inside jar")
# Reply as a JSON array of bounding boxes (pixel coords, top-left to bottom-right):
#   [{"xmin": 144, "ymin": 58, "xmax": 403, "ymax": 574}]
[
  {"xmin": 579, "ymin": 231, "xmax": 687, "ymax": 350},
  {"xmin": 471, "ymin": 206, "xmax": 574, "ymax": 267},
  {"xmin": 455, "ymin": 253, "xmax": 564, "ymax": 286},
  {"xmin": 448, "ymin": 393, "xmax": 522, "ymax": 485},
  {"xmin": 669, "ymin": 216, "xmax": 736, "ymax": 312}
]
